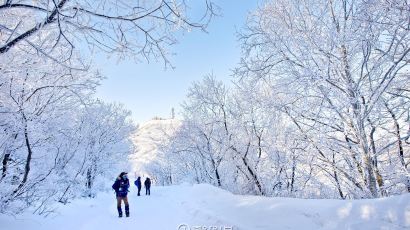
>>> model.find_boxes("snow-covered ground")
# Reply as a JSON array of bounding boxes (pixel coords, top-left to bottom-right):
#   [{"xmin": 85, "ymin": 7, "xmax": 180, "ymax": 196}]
[{"xmin": 1, "ymin": 184, "xmax": 409, "ymax": 230}]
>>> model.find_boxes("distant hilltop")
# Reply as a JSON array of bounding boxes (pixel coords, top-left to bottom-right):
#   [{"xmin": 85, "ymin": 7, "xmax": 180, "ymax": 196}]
[{"xmin": 128, "ymin": 118, "xmax": 181, "ymax": 181}]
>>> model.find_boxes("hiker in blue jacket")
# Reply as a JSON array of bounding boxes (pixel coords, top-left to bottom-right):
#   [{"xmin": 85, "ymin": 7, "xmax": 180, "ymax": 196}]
[
  {"xmin": 134, "ymin": 176, "xmax": 142, "ymax": 196},
  {"xmin": 112, "ymin": 172, "xmax": 130, "ymax": 217}
]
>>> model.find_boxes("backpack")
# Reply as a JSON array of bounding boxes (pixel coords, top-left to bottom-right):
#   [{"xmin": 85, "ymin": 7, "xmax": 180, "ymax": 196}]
[{"xmin": 134, "ymin": 179, "xmax": 141, "ymax": 188}]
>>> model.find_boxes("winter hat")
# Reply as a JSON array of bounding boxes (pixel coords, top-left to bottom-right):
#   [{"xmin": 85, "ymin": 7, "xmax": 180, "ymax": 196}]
[{"xmin": 119, "ymin": 172, "xmax": 128, "ymax": 178}]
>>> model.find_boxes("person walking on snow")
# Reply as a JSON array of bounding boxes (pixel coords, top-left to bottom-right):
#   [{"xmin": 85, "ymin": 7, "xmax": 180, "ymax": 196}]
[
  {"xmin": 144, "ymin": 177, "xmax": 151, "ymax": 195},
  {"xmin": 134, "ymin": 176, "xmax": 142, "ymax": 196},
  {"xmin": 112, "ymin": 172, "xmax": 130, "ymax": 217}
]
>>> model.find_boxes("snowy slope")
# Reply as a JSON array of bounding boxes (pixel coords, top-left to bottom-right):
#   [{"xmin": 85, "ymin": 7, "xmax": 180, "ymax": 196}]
[
  {"xmin": 129, "ymin": 118, "xmax": 181, "ymax": 177},
  {"xmin": 1, "ymin": 184, "xmax": 409, "ymax": 230}
]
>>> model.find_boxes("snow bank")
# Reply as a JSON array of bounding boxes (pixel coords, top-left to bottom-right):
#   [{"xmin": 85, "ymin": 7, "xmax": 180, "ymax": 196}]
[
  {"xmin": 1, "ymin": 184, "xmax": 408, "ymax": 230},
  {"xmin": 184, "ymin": 184, "xmax": 410, "ymax": 229}
]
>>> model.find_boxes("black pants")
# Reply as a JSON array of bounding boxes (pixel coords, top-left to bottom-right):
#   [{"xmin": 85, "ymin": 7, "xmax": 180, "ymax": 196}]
[
  {"xmin": 137, "ymin": 187, "xmax": 141, "ymax": 196},
  {"xmin": 145, "ymin": 187, "xmax": 150, "ymax": 195}
]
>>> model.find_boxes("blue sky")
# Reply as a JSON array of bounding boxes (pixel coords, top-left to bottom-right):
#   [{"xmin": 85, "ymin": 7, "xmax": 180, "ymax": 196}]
[{"xmin": 95, "ymin": 1, "xmax": 259, "ymax": 124}]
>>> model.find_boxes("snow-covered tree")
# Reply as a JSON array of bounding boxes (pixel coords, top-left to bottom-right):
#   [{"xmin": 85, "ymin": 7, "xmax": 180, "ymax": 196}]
[
  {"xmin": 235, "ymin": 0, "xmax": 410, "ymax": 198},
  {"xmin": 155, "ymin": 0, "xmax": 410, "ymax": 199},
  {"xmin": 0, "ymin": 0, "xmax": 217, "ymax": 66},
  {"xmin": 0, "ymin": 47, "xmax": 135, "ymax": 214},
  {"xmin": 0, "ymin": 0, "xmax": 218, "ymax": 215}
]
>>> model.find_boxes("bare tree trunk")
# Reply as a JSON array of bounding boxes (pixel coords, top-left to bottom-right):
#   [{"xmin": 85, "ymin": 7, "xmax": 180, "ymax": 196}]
[
  {"xmin": 241, "ymin": 152, "xmax": 263, "ymax": 195},
  {"xmin": 211, "ymin": 158, "xmax": 222, "ymax": 187},
  {"xmin": 385, "ymin": 102, "xmax": 410, "ymax": 192},
  {"xmin": 168, "ymin": 166, "xmax": 173, "ymax": 185},
  {"xmin": 332, "ymin": 152, "xmax": 345, "ymax": 199},
  {"xmin": 202, "ymin": 131, "xmax": 222, "ymax": 187},
  {"xmin": 342, "ymin": 44, "xmax": 378, "ymax": 197},
  {"xmin": 359, "ymin": 139, "xmax": 379, "ymax": 197},
  {"xmin": 13, "ymin": 122, "xmax": 33, "ymax": 196},
  {"xmin": 1, "ymin": 152, "xmax": 10, "ymax": 180},
  {"xmin": 368, "ymin": 117, "xmax": 385, "ymax": 193},
  {"xmin": 230, "ymin": 144, "xmax": 264, "ymax": 195},
  {"xmin": 86, "ymin": 167, "xmax": 94, "ymax": 197},
  {"xmin": 344, "ymin": 135, "xmax": 366, "ymax": 186},
  {"xmin": 330, "ymin": 0, "xmax": 379, "ymax": 197},
  {"xmin": 290, "ymin": 152, "xmax": 296, "ymax": 193},
  {"xmin": 22, "ymin": 125, "xmax": 33, "ymax": 186}
]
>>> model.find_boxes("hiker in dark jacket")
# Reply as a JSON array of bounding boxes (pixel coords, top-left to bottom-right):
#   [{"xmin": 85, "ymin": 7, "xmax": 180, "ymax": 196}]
[
  {"xmin": 112, "ymin": 172, "xmax": 130, "ymax": 217},
  {"xmin": 144, "ymin": 177, "xmax": 151, "ymax": 195},
  {"xmin": 134, "ymin": 176, "xmax": 142, "ymax": 196}
]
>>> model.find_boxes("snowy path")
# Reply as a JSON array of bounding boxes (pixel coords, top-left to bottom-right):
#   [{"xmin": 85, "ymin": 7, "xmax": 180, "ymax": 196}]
[
  {"xmin": 2, "ymin": 186, "xmax": 201, "ymax": 230},
  {"xmin": 1, "ymin": 184, "xmax": 409, "ymax": 230}
]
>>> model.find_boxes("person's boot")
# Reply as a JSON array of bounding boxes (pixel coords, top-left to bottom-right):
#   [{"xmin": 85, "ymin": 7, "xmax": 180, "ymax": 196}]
[
  {"xmin": 125, "ymin": 205, "xmax": 130, "ymax": 217},
  {"xmin": 117, "ymin": 207, "xmax": 123, "ymax": 218}
]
